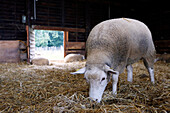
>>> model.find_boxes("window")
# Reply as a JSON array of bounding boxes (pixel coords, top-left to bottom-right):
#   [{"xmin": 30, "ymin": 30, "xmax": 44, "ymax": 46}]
[{"xmin": 34, "ymin": 30, "xmax": 64, "ymax": 60}]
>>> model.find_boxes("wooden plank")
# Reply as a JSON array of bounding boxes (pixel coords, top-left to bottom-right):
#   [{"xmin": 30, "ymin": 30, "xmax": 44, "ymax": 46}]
[
  {"xmin": 26, "ymin": 25, "xmax": 30, "ymax": 62},
  {"xmin": 64, "ymin": 31, "xmax": 69, "ymax": 57},
  {"xmin": 154, "ymin": 40, "xmax": 170, "ymax": 48},
  {"xmin": 154, "ymin": 40, "xmax": 170, "ymax": 53},
  {"xmin": 156, "ymin": 48, "xmax": 170, "ymax": 54},
  {"xmin": 66, "ymin": 50, "xmax": 85, "ymax": 56},
  {"xmin": 0, "ymin": 41, "xmax": 20, "ymax": 63},
  {"xmin": 66, "ymin": 42, "xmax": 85, "ymax": 49},
  {"xmin": 33, "ymin": 26, "xmax": 85, "ymax": 32}
]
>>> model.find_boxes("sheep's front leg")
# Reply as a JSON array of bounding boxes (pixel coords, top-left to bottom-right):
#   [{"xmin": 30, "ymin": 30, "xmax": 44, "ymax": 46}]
[
  {"xmin": 112, "ymin": 72, "xmax": 119, "ymax": 95},
  {"xmin": 127, "ymin": 65, "xmax": 133, "ymax": 82}
]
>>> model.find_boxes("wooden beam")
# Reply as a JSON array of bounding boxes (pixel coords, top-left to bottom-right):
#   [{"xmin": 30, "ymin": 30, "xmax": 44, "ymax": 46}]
[
  {"xmin": 66, "ymin": 42, "xmax": 85, "ymax": 49},
  {"xmin": 154, "ymin": 40, "xmax": 170, "ymax": 48},
  {"xmin": 32, "ymin": 25, "xmax": 85, "ymax": 32},
  {"xmin": 64, "ymin": 31, "xmax": 69, "ymax": 57},
  {"xmin": 154, "ymin": 40, "xmax": 170, "ymax": 53},
  {"xmin": 26, "ymin": 0, "xmax": 31, "ymax": 26},
  {"xmin": 26, "ymin": 25, "xmax": 30, "ymax": 62},
  {"xmin": 66, "ymin": 50, "xmax": 86, "ymax": 56}
]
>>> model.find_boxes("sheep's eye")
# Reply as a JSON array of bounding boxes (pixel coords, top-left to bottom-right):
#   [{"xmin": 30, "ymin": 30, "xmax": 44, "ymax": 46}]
[{"xmin": 101, "ymin": 77, "xmax": 105, "ymax": 81}]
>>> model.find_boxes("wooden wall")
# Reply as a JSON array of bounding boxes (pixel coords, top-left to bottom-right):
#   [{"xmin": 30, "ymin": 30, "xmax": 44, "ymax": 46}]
[
  {"xmin": 0, "ymin": 0, "xmax": 26, "ymax": 40},
  {"xmin": 0, "ymin": 41, "xmax": 20, "ymax": 62},
  {"xmin": 0, "ymin": 0, "xmax": 170, "ymax": 57}
]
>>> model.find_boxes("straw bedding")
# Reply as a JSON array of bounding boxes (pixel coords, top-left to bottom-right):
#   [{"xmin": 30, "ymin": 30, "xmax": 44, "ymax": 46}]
[{"xmin": 0, "ymin": 61, "xmax": 169, "ymax": 112}]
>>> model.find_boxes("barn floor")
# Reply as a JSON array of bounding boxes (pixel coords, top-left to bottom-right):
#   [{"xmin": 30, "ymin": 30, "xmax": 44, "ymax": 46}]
[{"xmin": 0, "ymin": 61, "xmax": 169, "ymax": 112}]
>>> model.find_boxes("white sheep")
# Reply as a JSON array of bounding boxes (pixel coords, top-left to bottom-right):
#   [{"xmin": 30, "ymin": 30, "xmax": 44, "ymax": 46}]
[
  {"xmin": 64, "ymin": 54, "xmax": 85, "ymax": 63},
  {"xmin": 71, "ymin": 18, "xmax": 156, "ymax": 102},
  {"xmin": 31, "ymin": 57, "xmax": 49, "ymax": 65}
]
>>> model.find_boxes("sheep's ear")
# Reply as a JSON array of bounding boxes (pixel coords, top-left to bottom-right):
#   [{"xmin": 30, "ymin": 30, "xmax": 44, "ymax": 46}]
[
  {"xmin": 104, "ymin": 65, "xmax": 119, "ymax": 75},
  {"xmin": 70, "ymin": 67, "xmax": 86, "ymax": 75}
]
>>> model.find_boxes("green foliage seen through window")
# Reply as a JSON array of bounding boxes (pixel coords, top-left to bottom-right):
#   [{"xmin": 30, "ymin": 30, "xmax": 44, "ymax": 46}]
[{"xmin": 35, "ymin": 30, "xmax": 64, "ymax": 47}]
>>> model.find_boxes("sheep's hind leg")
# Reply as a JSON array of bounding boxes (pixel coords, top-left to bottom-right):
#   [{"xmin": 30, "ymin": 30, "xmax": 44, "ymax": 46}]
[
  {"xmin": 148, "ymin": 67, "xmax": 154, "ymax": 84},
  {"xmin": 126, "ymin": 65, "xmax": 133, "ymax": 82},
  {"xmin": 143, "ymin": 58, "xmax": 155, "ymax": 84}
]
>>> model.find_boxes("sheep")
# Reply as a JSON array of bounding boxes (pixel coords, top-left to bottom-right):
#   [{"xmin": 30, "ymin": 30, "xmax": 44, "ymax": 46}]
[
  {"xmin": 31, "ymin": 57, "xmax": 49, "ymax": 65},
  {"xmin": 64, "ymin": 54, "xmax": 85, "ymax": 63},
  {"xmin": 71, "ymin": 18, "xmax": 156, "ymax": 103}
]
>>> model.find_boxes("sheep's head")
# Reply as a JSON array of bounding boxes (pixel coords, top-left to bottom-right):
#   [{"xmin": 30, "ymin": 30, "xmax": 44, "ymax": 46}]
[{"xmin": 71, "ymin": 64, "xmax": 118, "ymax": 102}]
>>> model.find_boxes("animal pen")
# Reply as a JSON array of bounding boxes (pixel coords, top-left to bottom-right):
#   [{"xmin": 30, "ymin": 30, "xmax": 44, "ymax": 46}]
[{"xmin": 0, "ymin": 0, "xmax": 170, "ymax": 112}]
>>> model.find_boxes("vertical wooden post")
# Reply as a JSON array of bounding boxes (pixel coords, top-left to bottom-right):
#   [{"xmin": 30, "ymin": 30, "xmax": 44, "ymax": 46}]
[
  {"xmin": 26, "ymin": 25, "xmax": 30, "ymax": 63},
  {"xmin": 64, "ymin": 31, "xmax": 69, "ymax": 57},
  {"xmin": 26, "ymin": 0, "xmax": 31, "ymax": 63}
]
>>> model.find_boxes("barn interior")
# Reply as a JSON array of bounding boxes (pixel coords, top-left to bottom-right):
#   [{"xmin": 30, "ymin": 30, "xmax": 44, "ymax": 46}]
[
  {"xmin": 0, "ymin": 0, "xmax": 169, "ymax": 112},
  {"xmin": 0, "ymin": 0, "xmax": 170, "ymax": 62}
]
